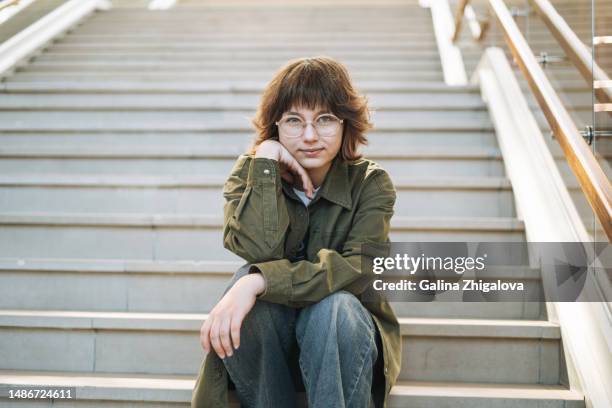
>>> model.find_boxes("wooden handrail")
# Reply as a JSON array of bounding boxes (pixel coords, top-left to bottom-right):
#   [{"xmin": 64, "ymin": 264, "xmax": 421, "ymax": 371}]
[
  {"xmin": 488, "ymin": 0, "xmax": 612, "ymax": 240},
  {"xmin": 0, "ymin": 0, "xmax": 20, "ymax": 12},
  {"xmin": 454, "ymin": 0, "xmax": 612, "ymax": 240},
  {"xmin": 452, "ymin": 0, "xmax": 489, "ymax": 42},
  {"xmin": 528, "ymin": 0, "xmax": 611, "ymax": 105},
  {"xmin": 452, "ymin": 0, "xmax": 469, "ymax": 42}
]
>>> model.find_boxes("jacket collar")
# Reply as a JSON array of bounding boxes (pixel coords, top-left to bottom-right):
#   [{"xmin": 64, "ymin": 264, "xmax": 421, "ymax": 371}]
[{"xmin": 283, "ymin": 154, "xmax": 353, "ymax": 211}]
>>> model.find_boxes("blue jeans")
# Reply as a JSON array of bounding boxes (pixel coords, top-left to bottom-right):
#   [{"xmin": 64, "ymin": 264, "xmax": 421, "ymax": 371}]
[{"xmin": 221, "ymin": 264, "xmax": 378, "ymax": 408}]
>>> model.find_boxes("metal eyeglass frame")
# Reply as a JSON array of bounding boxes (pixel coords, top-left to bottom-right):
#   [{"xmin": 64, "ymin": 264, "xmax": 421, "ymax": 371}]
[{"xmin": 275, "ymin": 114, "xmax": 344, "ymax": 137}]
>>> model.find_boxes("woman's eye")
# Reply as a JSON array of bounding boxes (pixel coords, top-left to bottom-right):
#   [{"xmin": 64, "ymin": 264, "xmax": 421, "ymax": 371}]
[
  {"xmin": 285, "ymin": 117, "xmax": 302, "ymax": 124},
  {"xmin": 317, "ymin": 115, "xmax": 334, "ymax": 124}
]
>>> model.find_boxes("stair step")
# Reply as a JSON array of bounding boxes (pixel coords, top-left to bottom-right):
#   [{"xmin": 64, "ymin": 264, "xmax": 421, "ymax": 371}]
[
  {"xmin": 53, "ymin": 38, "xmax": 439, "ymax": 46},
  {"xmin": 0, "ymin": 110, "xmax": 491, "ymax": 132},
  {"xmin": 0, "ymin": 175, "xmax": 515, "ymax": 217},
  {"xmin": 0, "ymin": 311, "xmax": 559, "ymax": 383},
  {"xmin": 0, "ymin": 146, "xmax": 503, "ymax": 158},
  {"xmin": 0, "ymin": 157, "xmax": 505, "ymax": 177},
  {"xmin": 388, "ymin": 381, "xmax": 583, "ymax": 408},
  {"xmin": 8, "ymin": 71, "xmax": 445, "ymax": 82},
  {"xmin": 70, "ymin": 27, "xmax": 435, "ymax": 35},
  {"xmin": 42, "ymin": 43, "xmax": 441, "ymax": 53},
  {"xmin": 41, "ymin": 44, "xmax": 442, "ymax": 54},
  {"xmin": 62, "ymin": 28, "xmax": 436, "ymax": 36},
  {"xmin": 0, "ymin": 174, "xmax": 513, "ymax": 189},
  {"xmin": 60, "ymin": 32, "xmax": 436, "ymax": 41},
  {"xmin": 0, "ymin": 258, "xmax": 541, "ymax": 317},
  {"xmin": 0, "ymin": 131, "xmax": 499, "ymax": 149},
  {"xmin": 0, "ymin": 80, "xmax": 481, "ymax": 93},
  {"xmin": 0, "ymin": 147, "xmax": 506, "ymax": 177},
  {"xmin": 0, "ymin": 213, "xmax": 525, "ymax": 260},
  {"xmin": 0, "ymin": 370, "xmax": 583, "ymax": 408},
  {"xmin": 0, "ymin": 93, "xmax": 485, "ymax": 111},
  {"xmin": 21, "ymin": 60, "xmax": 443, "ymax": 73},
  {"xmin": 20, "ymin": 57, "xmax": 440, "ymax": 72}
]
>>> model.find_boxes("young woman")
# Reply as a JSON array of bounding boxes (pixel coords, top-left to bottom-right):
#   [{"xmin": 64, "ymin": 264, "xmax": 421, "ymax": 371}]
[{"xmin": 192, "ymin": 56, "xmax": 401, "ymax": 408}]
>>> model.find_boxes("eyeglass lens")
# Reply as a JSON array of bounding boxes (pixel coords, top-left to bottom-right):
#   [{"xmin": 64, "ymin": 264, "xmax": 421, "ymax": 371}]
[{"xmin": 279, "ymin": 115, "xmax": 341, "ymax": 137}]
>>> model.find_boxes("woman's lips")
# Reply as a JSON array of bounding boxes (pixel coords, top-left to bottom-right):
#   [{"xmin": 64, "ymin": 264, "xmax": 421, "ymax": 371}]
[{"xmin": 301, "ymin": 148, "xmax": 324, "ymax": 158}]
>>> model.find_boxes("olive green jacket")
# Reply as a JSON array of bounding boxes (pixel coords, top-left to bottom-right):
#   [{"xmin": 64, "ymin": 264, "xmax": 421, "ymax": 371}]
[{"xmin": 192, "ymin": 153, "xmax": 401, "ymax": 408}]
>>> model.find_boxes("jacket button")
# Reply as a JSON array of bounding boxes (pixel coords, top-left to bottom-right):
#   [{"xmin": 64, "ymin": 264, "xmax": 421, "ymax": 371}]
[
  {"xmin": 263, "ymin": 169, "xmax": 270, "ymax": 175},
  {"xmin": 384, "ymin": 367, "xmax": 388, "ymax": 375}
]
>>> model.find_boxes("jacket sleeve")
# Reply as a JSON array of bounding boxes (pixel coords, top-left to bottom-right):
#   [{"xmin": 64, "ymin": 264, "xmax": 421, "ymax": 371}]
[
  {"xmin": 250, "ymin": 169, "xmax": 396, "ymax": 307},
  {"xmin": 222, "ymin": 155, "xmax": 290, "ymax": 263}
]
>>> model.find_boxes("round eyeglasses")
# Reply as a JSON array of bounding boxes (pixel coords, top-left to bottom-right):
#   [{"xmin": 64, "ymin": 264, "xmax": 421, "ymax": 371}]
[{"xmin": 275, "ymin": 114, "xmax": 344, "ymax": 138}]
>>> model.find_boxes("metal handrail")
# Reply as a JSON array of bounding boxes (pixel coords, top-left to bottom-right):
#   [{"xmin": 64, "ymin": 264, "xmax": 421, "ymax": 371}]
[{"xmin": 454, "ymin": 0, "xmax": 612, "ymax": 240}]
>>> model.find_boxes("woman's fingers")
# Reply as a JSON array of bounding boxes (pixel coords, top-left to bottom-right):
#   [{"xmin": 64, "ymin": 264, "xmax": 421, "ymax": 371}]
[
  {"xmin": 300, "ymin": 170, "xmax": 314, "ymax": 198},
  {"xmin": 199, "ymin": 317, "xmax": 212, "ymax": 352},
  {"xmin": 209, "ymin": 317, "xmax": 225, "ymax": 358},
  {"xmin": 231, "ymin": 310, "xmax": 245, "ymax": 351},
  {"xmin": 277, "ymin": 145, "xmax": 314, "ymax": 197},
  {"xmin": 204, "ymin": 311, "xmax": 242, "ymax": 358},
  {"xmin": 280, "ymin": 169, "xmax": 294, "ymax": 184},
  {"xmin": 230, "ymin": 323, "xmax": 241, "ymax": 351},
  {"xmin": 219, "ymin": 316, "xmax": 234, "ymax": 357},
  {"xmin": 291, "ymin": 160, "xmax": 314, "ymax": 198},
  {"xmin": 282, "ymin": 155, "xmax": 313, "ymax": 197}
]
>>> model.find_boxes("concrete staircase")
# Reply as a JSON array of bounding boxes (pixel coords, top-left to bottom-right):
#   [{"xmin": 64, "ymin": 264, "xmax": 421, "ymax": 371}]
[{"xmin": 0, "ymin": 0, "xmax": 584, "ymax": 406}]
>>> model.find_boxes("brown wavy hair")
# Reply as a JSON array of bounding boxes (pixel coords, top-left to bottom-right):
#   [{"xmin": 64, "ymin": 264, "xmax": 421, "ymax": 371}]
[{"xmin": 250, "ymin": 56, "xmax": 372, "ymax": 161}]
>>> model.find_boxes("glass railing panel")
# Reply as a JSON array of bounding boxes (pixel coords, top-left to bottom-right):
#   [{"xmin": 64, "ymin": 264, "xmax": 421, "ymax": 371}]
[
  {"xmin": 592, "ymin": 0, "xmax": 612, "ymax": 242},
  {"xmin": 525, "ymin": 0, "xmax": 601, "ymax": 239},
  {"xmin": 456, "ymin": 0, "xmax": 603, "ymax": 239}
]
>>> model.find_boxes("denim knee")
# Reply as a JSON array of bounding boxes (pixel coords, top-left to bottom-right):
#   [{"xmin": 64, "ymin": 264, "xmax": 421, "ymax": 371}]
[
  {"xmin": 295, "ymin": 291, "xmax": 378, "ymax": 407},
  {"xmin": 297, "ymin": 291, "xmax": 377, "ymax": 356},
  {"xmin": 235, "ymin": 299, "xmax": 296, "ymax": 352}
]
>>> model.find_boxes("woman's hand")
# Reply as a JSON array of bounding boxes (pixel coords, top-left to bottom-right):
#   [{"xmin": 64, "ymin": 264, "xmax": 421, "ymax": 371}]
[
  {"xmin": 255, "ymin": 140, "xmax": 314, "ymax": 198},
  {"xmin": 199, "ymin": 273, "xmax": 265, "ymax": 358}
]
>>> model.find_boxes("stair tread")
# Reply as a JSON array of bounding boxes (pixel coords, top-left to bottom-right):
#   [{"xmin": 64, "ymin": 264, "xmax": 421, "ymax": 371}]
[
  {"xmin": 0, "ymin": 310, "xmax": 559, "ymax": 338},
  {"xmin": 0, "ymin": 257, "xmax": 541, "ymax": 280},
  {"xmin": 392, "ymin": 380, "xmax": 583, "ymax": 400},
  {"xmin": 1, "ymin": 80, "xmax": 481, "ymax": 93},
  {"xmin": 0, "ymin": 370, "xmax": 582, "ymax": 400},
  {"xmin": 0, "ymin": 213, "xmax": 525, "ymax": 230},
  {"xmin": 0, "ymin": 174, "xmax": 513, "ymax": 189},
  {"xmin": 0, "ymin": 145, "xmax": 502, "ymax": 158}
]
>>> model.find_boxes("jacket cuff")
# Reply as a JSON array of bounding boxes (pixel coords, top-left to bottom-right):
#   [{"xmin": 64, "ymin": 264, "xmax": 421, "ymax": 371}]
[
  {"xmin": 249, "ymin": 262, "xmax": 292, "ymax": 304},
  {"xmin": 247, "ymin": 157, "xmax": 281, "ymax": 188}
]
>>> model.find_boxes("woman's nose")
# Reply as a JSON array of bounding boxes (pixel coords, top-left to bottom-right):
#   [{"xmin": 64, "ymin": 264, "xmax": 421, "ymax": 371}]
[{"xmin": 303, "ymin": 122, "xmax": 319, "ymax": 141}]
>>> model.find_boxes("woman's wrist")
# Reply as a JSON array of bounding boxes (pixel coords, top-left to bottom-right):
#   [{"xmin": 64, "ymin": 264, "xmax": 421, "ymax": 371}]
[
  {"xmin": 254, "ymin": 141, "xmax": 281, "ymax": 161},
  {"xmin": 238, "ymin": 273, "xmax": 266, "ymax": 296}
]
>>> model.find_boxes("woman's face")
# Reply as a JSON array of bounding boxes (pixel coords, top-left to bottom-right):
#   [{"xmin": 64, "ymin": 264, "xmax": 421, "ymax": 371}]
[{"xmin": 277, "ymin": 104, "xmax": 343, "ymax": 171}]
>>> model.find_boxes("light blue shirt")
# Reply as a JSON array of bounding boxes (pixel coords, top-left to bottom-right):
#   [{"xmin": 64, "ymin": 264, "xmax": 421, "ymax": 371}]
[{"xmin": 292, "ymin": 186, "xmax": 320, "ymax": 207}]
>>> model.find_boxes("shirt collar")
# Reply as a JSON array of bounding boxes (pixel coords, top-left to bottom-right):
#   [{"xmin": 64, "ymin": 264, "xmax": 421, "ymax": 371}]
[{"xmin": 281, "ymin": 154, "xmax": 353, "ymax": 211}]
